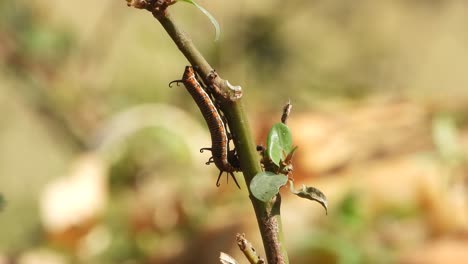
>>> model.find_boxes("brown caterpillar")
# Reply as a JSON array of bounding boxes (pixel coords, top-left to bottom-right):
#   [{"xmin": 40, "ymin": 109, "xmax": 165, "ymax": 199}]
[{"xmin": 169, "ymin": 66, "xmax": 241, "ymax": 188}]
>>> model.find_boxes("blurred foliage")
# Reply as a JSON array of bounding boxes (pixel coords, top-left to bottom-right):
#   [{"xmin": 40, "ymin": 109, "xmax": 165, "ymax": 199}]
[
  {"xmin": 335, "ymin": 192, "xmax": 364, "ymax": 230},
  {"xmin": 242, "ymin": 15, "xmax": 289, "ymax": 79},
  {"xmin": 0, "ymin": 1, "xmax": 75, "ymax": 74},
  {"xmin": 432, "ymin": 114, "xmax": 465, "ymax": 164},
  {"xmin": 108, "ymin": 127, "xmax": 191, "ymax": 192},
  {"xmin": 0, "ymin": 194, "xmax": 5, "ymax": 212},
  {"xmin": 291, "ymin": 191, "xmax": 421, "ymax": 264}
]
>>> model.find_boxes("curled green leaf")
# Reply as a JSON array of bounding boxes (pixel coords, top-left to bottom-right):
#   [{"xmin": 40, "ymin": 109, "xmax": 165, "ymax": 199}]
[
  {"xmin": 290, "ymin": 181, "xmax": 328, "ymax": 214},
  {"xmin": 250, "ymin": 172, "xmax": 288, "ymax": 202},
  {"xmin": 178, "ymin": 0, "xmax": 221, "ymax": 41}
]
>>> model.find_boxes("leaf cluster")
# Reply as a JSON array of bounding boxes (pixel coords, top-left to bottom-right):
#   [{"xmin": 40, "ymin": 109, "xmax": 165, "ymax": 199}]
[{"xmin": 250, "ymin": 112, "xmax": 328, "ymax": 213}]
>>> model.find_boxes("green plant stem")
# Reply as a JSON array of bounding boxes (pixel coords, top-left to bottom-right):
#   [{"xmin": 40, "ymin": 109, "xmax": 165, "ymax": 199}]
[{"xmin": 150, "ymin": 6, "xmax": 288, "ymax": 264}]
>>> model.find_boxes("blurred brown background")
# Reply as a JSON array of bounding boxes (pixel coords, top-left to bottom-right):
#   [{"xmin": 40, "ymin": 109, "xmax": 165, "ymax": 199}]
[{"xmin": 1, "ymin": 0, "xmax": 468, "ymax": 263}]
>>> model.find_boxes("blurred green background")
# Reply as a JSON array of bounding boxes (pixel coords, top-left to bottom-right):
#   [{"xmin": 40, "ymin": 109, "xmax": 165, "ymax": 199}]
[{"xmin": 1, "ymin": 0, "xmax": 468, "ymax": 263}]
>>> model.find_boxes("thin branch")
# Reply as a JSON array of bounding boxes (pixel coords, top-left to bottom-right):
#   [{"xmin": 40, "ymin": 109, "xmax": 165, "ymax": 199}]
[{"xmin": 237, "ymin": 233, "xmax": 265, "ymax": 264}]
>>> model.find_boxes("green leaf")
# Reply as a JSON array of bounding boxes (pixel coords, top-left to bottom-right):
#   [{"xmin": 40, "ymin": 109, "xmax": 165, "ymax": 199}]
[
  {"xmin": 290, "ymin": 182, "xmax": 328, "ymax": 214},
  {"xmin": 250, "ymin": 172, "xmax": 288, "ymax": 202},
  {"xmin": 178, "ymin": 0, "xmax": 221, "ymax": 41},
  {"xmin": 266, "ymin": 123, "xmax": 292, "ymax": 166}
]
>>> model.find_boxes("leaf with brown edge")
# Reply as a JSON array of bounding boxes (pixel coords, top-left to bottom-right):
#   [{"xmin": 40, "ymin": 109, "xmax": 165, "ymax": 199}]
[{"xmin": 290, "ymin": 181, "xmax": 328, "ymax": 214}]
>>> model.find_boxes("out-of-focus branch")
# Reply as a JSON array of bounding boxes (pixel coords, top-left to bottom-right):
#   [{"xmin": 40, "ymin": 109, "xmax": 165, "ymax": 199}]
[{"xmin": 237, "ymin": 233, "xmax": 265, "ymax": 264}]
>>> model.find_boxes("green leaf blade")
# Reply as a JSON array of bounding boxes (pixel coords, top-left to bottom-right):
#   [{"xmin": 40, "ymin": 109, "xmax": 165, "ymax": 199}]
[
  {"xmin": 178, "ymin": 0, "xmax": 221, "ymax": 41},
  {"xmin": 250, "ymin": 172, "xmax": 288, "ymax": 202},
  {"xmin": 266, "ymin": 123, "xmax": 292, "ymax": 166}
]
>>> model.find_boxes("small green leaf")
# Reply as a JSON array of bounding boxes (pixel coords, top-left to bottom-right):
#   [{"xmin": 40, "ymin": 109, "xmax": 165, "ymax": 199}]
[
  {"xmin": 290, "ymin": 182, "xmax": 328, "ymax": 214},
  {"xmin": 266, "ymin": 123, "xmax": 292, "ymax": 166},
  {"xmin": 178, "ymin": 0, "xmax": 221, "ymax": 41},
  {"xmin": 250, "ymin": 172, "xmax": 288, "ymax": 202}
]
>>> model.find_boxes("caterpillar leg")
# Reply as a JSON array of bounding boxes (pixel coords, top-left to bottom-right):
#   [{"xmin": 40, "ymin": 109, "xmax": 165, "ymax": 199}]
[
  {"xmin": 216, "ymin": 170, "xmax": 223, "ymax": 187},
  {"xmin": 227, "ymin": 149, "xmax": 240, "ymax": 170},
  {"xmin": 168, "ymin": 80, "xmax": 183, "ymax": 87},
  {"xmin": 205, "ymin": 156, "xmax": 214, "ymax": 165},
  {"xmin": 216, "ymin": 171, "xmax": 241, "ymax": 189},
  {"xmin": 229, "ymin": 171, "xmax": 241, "ymax": 189},
  {"xmin": 200, "ymin": 147, "xmax": 212, "ymax": 153}
]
